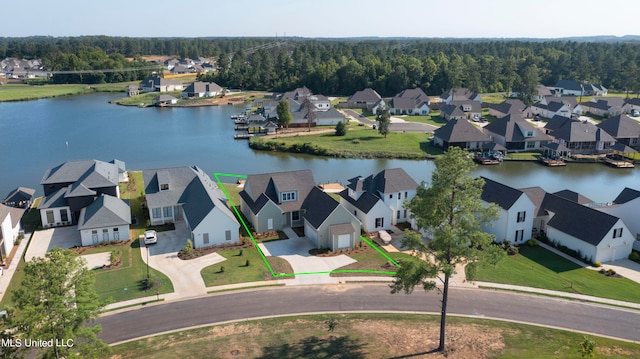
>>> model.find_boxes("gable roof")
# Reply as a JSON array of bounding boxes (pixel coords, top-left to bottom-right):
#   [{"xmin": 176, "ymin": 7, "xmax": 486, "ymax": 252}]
[
  {"xmin": 480, "ymin": 177, "xmax": 525, "ymax": 210},
  {"xmin": 39, "ymin": 187, "xmax": 68, "ymax": 209},
  {"xmin": 41, "ymin": 159, "xmax": 119, "ymax": 187},
  {"xmin": 520, "ymin": 187, "xmax": 547, "ymax": 217},
  {"xmin": 391, "ymin": 88, "xmax": 430, "ymax": 110},
  {"xmin": 183, "ymin": 81, "xmax": 222, "ymax": 94},
  {"xmin": 545, "ymin": 115, "xmax": 578, "ymax": 133},
  {"xmin": 487, "ymin": 99, "xmax": 526, "ymax": 116},
  {"xmin": 348, "ymin": 88, "xmax": 382, "ymax": 103},
  {"xmin": 302, "ymin": 187, "xmax": 340, "ymax": 229},
  {"xmin": 613, "ymin": 187, "xmax": 640, "ymax": 204},
  {"xmin": 552, "ymin": 190, "xmax": 594, "ymax": 205},
  {"xmin": 597, "ymin": 114, "xmax": 640, "ymax": 139},
  {"xmin": 434, "ymin": 119, "xmax": 492, "ymax": 143},
  {"xmin": 372, "ymin": 168, "xmax": 418, "ymax": 194},
  {"xmin": 554, "ymin": 79, "xmax": 583, "ymax": 92},
  {"xmin": 484, "ymin": 113, "xmax": 551, "ymax": 142},
  {"xmin": 440, "ymin": 88, "xmax": 480, "ymax": 102},
  {"xmin": 553, "ymin": 120, "xmax": 616, "ymax": 143},
  {"xmin": 2, "ymin": 187, "xmax": 35, "ymax": 206},
  {"xmin": 241, "ymin": 170, "xmax": 315, "ymax": 214},
  {"xmin": 338, "ymin": 188, "xmax": 381, "ymax": 213},
  {"xmin": 77, "ymin": 195, "xmax": 131, "ymax": 230},
  {"xmin": 0, "ymin": 203, "xmax": 25, "ymax": 228}
]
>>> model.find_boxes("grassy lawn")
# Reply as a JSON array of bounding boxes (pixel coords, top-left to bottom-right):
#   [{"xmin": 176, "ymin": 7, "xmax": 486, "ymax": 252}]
[
  {"xmin": 251, "ymin": 126, "xmax": 429, "ymax": 159},
  {"xmin": 220, "ymin": 183, "xmax": 242, "ymax": 208},
  {"xmin": 0, "ymin": 82, "xmax": 139, "ymax": 102},
  {"xmin": 105, "ymin": 313, "xmax": 640, "ymax": 359},
  {"xmin": 0, "ymin": 256, "xmax": 27, "ymax": 310},
  {"xmin": 394, "ymin": 111, "xmax": 447, "ymax": 127},
  {"xmin": 201, "ymin": 247, "xmax": 293, "ymax": 287},
  {"xmin": 480, "ymin": 92, "xmax": 509, "ymax": 104},
  {"xmin": 506, "ymin": 152, "xmax": 540, "ymax": 160},
  {"xmin": 467, "ymin": 246, "xmax": 640, "ymax": 303}
]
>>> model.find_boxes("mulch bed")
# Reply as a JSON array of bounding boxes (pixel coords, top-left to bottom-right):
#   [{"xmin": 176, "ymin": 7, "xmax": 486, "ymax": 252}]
[
  {"xmin": 308, "ymin": 244, "xmax": 371, "ymax": 257},
  {"xmin": 178, "ymin": 240, "xmax": 252, "ymax": 260}
]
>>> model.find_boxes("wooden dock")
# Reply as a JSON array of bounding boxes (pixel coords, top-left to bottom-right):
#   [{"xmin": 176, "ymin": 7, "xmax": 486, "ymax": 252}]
[
  {"xmin": 233, "ymin": 133, "xmax": 253, "ymax": 140},
  {"xmin": 605, "ymin": 158, "xmax": 635, "ymax": 168},
  {"xmin": 538, "ymin": 157, "xmax": 566, "ymax": 167},
  {"xmin": 474, "ymin": 154, "xmax": 501, "ymax": 165}
]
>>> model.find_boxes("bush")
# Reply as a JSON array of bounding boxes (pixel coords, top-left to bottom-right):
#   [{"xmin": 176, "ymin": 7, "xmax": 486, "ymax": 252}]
[
  {"xmin": 335, "ymin": 121, "xmax": 347, "ymax": 136},
  {"xmin": 506, "ymin": 245, "xmax": 519, "ymax": 256},
  {"xmin": 593, "ymin": 261, "xmax": 602, "ymax": 267},
  {"xmin": 526, "ymin": 239, "xmax": 538, "ymax": 247},
  {"xmin": 629, "ymin": 251, "xmax": 640, "ymax": 263}
]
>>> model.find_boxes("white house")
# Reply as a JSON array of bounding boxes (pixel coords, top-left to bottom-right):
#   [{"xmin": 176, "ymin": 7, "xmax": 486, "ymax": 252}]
[
  {"xmin": 0, "ymin": 204, "xmax": 24, "ymax": 261},
  {"xmin": 596, "ymin": 188, "xmax": 640, "ymax": 252},
  {"xmin": 480, "ymin": 177, "xmax": 535, "ymax": 244},
  {"xmin": 143, "ymin": 166, "xmax": 240, "ymax": 248},
  {"xmin": 77, "ymin": 194, "xmax": 131, "ymax": 246},
  {"xmin": 339, "ymin": 168, "xmax": 418, "ymax": 232}
]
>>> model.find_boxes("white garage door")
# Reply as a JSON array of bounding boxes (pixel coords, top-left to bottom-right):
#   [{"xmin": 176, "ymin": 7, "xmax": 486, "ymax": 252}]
[{"xmin": 337, "ymin": 234, "xmax": 351, "ymax": 249}]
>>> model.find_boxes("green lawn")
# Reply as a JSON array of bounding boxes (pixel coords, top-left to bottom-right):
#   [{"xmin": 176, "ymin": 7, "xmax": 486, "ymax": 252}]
[
  {"xmin": 393, "ymin": 111, "xmax": 447, "ymax": 127},
  {"xmin": 0, "ymin": 82, "xmax": 137, "ymax": 102},
  {"xmin": 220, "ymin": 183, "xmax": 242, "ymax": 208},
  {"xmin": 201, "ymin": 247, "xmax": 293, "ymax": 287},
  {"xmin": 0, "ymin": 257, "xmax": 27, "ymax": 310},
  {"xmin": 467, "ymin": 246, "xmax": 640, "ymax": 303},
  {"xmin": 480, "ymin": 92, "xmax": 509, "ymax": 104}
]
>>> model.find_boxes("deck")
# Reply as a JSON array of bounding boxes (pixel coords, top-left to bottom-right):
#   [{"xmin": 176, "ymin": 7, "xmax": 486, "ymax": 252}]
[
  {"xmin": 605, "ymin": 158, "xmax": 635, "ymax": 168},
  {"xmin": 474, "ymin": 154, "xmax": 501, "ymax": 165},
  {"xmin": 538, "ymin": 157, "xmax": 566, "ymax": 167}
]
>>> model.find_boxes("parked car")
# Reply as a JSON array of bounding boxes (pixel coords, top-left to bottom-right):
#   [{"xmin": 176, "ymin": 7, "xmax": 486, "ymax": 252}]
[
  {"xmin": 633, "ymin": 110, "xmax": 639, "ymax": 117},
  {"xmin": 144, "ymin": 230, "xmax": 157, "ymax": 245}
]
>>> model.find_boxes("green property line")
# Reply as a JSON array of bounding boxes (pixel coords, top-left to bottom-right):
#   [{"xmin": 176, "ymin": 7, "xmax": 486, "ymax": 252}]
[{"xmin": 213, "ymin": 172, "xmax": 400, "ymax": 277}]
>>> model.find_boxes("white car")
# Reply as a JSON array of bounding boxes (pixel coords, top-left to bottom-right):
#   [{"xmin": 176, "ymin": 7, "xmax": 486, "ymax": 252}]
[{"xmin": 144, "ymin": 230, "xmax": 157, "ymax": 245}]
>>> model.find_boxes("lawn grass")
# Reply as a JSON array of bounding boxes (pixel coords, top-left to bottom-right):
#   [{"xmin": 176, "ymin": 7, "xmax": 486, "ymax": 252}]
[
  {"xmin": 0, "ymin": 256, "xmax": 27, "ymax": 310},
  {"xmin": 506, "ymin": 152, "xmax": 540, "ymax": 160},
  {"xmin": 200, "ymin": 248, "xmax": 293, "ymax": 287},
  {"xmin": 479, "ymin": 92, "xmax": 509, "ymax": 104},
  {"xmin": 220, "ymin": 183, "xmax": 242, "ymax": 209},
  {"xmin": 250, "ymin": 126, "xmax": 429, "ymax": 159},
  {"xmin": 105, "ymin": 313, "xmax": 640, "ymax": 359},
  {"xmin": 393, "ymin": 111, "xmax": 447, "ymax": 127},
  {"xmin": 467, "ymin": 246, "xmax": 640, "ymax": 303},
  {"xmin": 0, "ymin": 82, "xmax": 139, "ymax": 102}
]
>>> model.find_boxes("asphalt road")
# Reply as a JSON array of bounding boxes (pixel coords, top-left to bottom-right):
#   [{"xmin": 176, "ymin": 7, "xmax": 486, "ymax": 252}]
[{"xmin": 97, "ymin": 284, "xmax": 640, "ymax": 344}]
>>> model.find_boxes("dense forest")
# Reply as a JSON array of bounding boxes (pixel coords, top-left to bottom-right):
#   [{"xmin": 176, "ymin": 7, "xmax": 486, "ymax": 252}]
[{"xmin": 2, "ymin": 36, "xmax": 640, "ymax": 97}]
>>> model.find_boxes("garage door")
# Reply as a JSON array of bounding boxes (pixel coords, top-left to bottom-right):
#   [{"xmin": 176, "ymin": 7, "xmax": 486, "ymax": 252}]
[{"xmin": 337, "ymin": 234, "xmax": 351, "ymax": 249}]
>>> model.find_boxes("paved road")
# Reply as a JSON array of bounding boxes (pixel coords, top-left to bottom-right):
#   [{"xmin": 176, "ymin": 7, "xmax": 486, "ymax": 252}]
[
  {"xmin": 97, "ymin": 284, "xmax": 640, "ymax": 344},
  {"xmin": 343, "ymin": 109, "xmax": 437, "ymax": 133}
]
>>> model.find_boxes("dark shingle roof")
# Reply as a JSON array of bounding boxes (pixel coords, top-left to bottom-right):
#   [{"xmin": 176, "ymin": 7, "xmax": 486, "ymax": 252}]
[
  {"xmin": 77, "ymin": 195, "xmax": 131, "ymax": 230},
  {"xmin": 545, "ymin": 115, "xmax": 578, "ymax": 133},
  {"xmin": 41, "ymin": 159, "xmax": 119, "ymax": 187},
  {"xmin": 480, "ymin": 177, "xmax": 523, "ymax": 210},
  {"xmin": 348, "ymin": 88, "xmax": 382, "ymax": 103},
  {"xmin": 552, "ymin": 190, "xmax": 594, "ymax": 205},
  {"xmin": 553, "ymin": 121, "xmax": 616, "ymax": 143},
  {"xmin": 488, "ymin": 99, "xmax": 526, "ymax": 115},
  {"xmin": 520, "ymin": 187, "xmax": 547, "ymax": 216},
  {"xmin": 613, "ymin": 187, "xmax": 640, "ymax": 204},
  {"xmin": 484, "ymin": 113, "xmax": 551, "ymax": 142},
  {"xmin": 338, "ymin": 189, "xmax": 380, "ymax": 213},
  {"xmin": 434, "ymin": 119, "xmax": 492, "ymax": 143},
  {"xmin": 373, "ymin": 168, "xmax": 418, "ymax": 194},
  {"xmin": 597, "ymin": 114, "xmax": 640, "ymax": 139},
  {"xmin": 2, "ymin": 187, "xmax": 35, "ymax": 205},
  {"xmin": 39, "ymin": 188, "xmax": 69, "ymax": 209},
  {"xmin": 302, "ymin": 187, "xmax": 339, "ymax": 229},
  {"xmin": 554, "ymin": 80, "xmax": 583, "ymax": 92},
  {"xmin": 241, "ymin": 170, "xmax": 315, "ymax": 214}
]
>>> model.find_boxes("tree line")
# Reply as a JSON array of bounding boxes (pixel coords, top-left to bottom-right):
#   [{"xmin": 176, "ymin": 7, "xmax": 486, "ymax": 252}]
[{"xmin": 2, "ymin": 36, "xmax": 640, "ymax": 95}]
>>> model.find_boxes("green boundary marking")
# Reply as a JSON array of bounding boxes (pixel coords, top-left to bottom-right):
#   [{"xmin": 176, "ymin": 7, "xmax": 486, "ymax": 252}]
[{"xmin": 214, "ymin": 172, "xmax": 401, "ymax": 278}]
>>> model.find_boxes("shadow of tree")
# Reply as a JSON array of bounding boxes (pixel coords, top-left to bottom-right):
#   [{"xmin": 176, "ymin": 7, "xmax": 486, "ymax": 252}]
[{"xmin": 256, "ymin": 335, "xmax": 366, "ymax": 359}]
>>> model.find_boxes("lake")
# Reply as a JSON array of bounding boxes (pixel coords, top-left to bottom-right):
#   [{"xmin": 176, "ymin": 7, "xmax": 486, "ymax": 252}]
[{"xmin": 0, "ymin": 93, "xmax": 638, "ymax": 204}]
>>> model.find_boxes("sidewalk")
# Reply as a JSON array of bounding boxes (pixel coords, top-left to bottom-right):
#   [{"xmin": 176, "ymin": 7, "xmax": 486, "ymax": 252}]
[{"xmin": 0, "ymin": 233, "xmax": 31, "ymax": 303}]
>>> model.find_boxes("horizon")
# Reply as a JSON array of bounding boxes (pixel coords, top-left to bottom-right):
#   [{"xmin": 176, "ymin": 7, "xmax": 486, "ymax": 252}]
[{"xmin": 2, "ymin": 0, "xmax": 638, "ymax": 39}]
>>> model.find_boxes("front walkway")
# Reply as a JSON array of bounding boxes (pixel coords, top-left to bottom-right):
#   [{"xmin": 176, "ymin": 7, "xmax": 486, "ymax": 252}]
[{"xmin": 0, "ymin": 232, "xmax": 31, "ymax": 303}]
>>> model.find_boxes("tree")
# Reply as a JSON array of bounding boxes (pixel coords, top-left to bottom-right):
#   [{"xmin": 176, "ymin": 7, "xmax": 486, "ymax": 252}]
[
  {"xmin": 390, "ymin": 147, "xmax": 503, "ymax": 353},
  {"xmin": 517, "ymin": 64, "xmax": 541, "ymax": 106},
  {"xmin": 335, "ymin": 120, "xmax": 347, "ymax": 136},
  {"xmin": 376, "ymin": 105, "xmax": 390, "ymax": 138},
  {"xmin": 13, "ymin": 248, "xmax": 108, "ymax": 359},
  {"xmin": 303, "ymin": 98, "xmax": 316, "ymax": 132},
  {"xmin": 276, "ymin": 99, "xmax": 292, "ymax": 129}
]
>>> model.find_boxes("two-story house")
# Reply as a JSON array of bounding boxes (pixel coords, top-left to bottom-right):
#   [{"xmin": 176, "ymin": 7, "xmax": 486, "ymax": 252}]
[
  {"xmin": 483, "ymin": 113, "xmax": 551, "ymax": 152},
  {"xmin": 480, "ymin": 177, "xmax": 535, "ymax": 244}
]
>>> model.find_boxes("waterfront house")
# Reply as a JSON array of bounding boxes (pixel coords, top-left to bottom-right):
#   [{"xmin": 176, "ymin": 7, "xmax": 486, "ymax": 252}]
[
  {"xmin": 480, "ymin": 177, "xmax": 535, "ymax": 244},
  {"xmin": 521, "ymin": 187, "xmax": 633, "ymax": 263},
  {"xmin": 483, "ymin": 113, "xmax": 551, "ymax": 152},
  {"xmin": 549, "ymin": 119, "xmax": 616, "ymax": 154},
  {"xmin": 143, "ymin": 166, "xmax": 239, "ymax": 248},
  {"xmin": 596, "ymin": 188, "xmax": 640, "ymax": 251},
  {"xmin": 339, "ymin": 168, "xmax": 418, "ymax": 232},
  {"xmin": 283, "ymin": 92, "xmax": 345, "ymax": 127},
  {"xmin": 182, "ymin": 81, "xmax": 223, "ymax": 98},
  {"xmin": 126, "ymin": 84, "xmax": 140, "ymax": 97},
  {"xmin": 77, "ymin": 194, "xmax": 131, "ymax": 246},
  {"xmin": 440, "ymin": 101, "xmax": 482, "ymax": 121},
  {"xmin": 597, "ymin": 114, "xmax": 640, "ymax": 150},
  {"xmin": 39, "ymin": 159, "xmax": 123, "ymax": 228},
  {"xmin": 2, "ymin": 187, "xmax": 35, "ymax": 209},
  {"xmin": 155, "ymin": 95, "xmax": 178, "ymax": 106},
  {"xmin": 0, "ymin": 203, "xmax": 24, "ymax": 261},
  {"xmin": 389, "ymin": 88, "xmax": 431, "ymax": 115},
  {"xmin": 432, "ymin": 119, "xmax": 493, "ymax": 150},
  {"xmin": 140, "ymin": 76, "xmax": 184, "ymax": 93},
  {"xmin": 440, "ymin": 88, "xmax": 482, "ymax": 105}
]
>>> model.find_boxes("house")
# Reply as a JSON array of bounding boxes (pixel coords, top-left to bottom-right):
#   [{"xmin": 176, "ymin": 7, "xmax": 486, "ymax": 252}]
[
  {"xmin": 302, "ymin": 187, "xmax": 361, "ymax": 251},
  {"xmin": 282, "ymin": 86, "xmax": 313, "ymax": 101},
  {"xmin": 582, "ymin": 97, "xmax": 624, "ymax": 117},
  {"xmin": 139, "ymin": 76, "xmax": 184, "ymax": 92},
  {"xmin": 440, "ymin": 88, "xmax": 482, "ymax": 104},
  {"xmin": 543, "ymin": 115, "xmax": 578, "ymax": 135},
  {"xmin": 339, "ymin": 168, "xmax": 418, "ymax": 232},
  {"xmin": 240, "ymin": 170, "xmax": 315, "ymax": 233},
  {"xmin": 432, "ymin": 119, "xmax": 493, "ymax": 150},
  {"xmin": 531, "ymin": 96, "xmax": 583, "ymax": 119},
  {"xmin": 440, "ymin": 101, "xmax": 482, "ymax": 121},
  {"xmin": 483, "ymin": 113, "xmax": 551, "ymax": 152},
  {"xmin": 487, "ymin": 99, "xmax": 526, "ymax": 118},
  {"xmin": 143, "ymin": 166, "xmax": 240, "ymax": 248},
  {"xmin": 77, "ymin": 194, "xmax": 131, "ymax": 246},
  {"xmin": 521, "ymin": 188, "xmax": 633, "ymax": 263},
  {"xmin": 343, "ymin": 88, "xmax": 385, "ymax": 112},
  {"xmin": 39, "ymin": 159, "xmax": 122, "ymax": 227},
  {"xmin": 0, "ymin": 203, "xmax": 25, "ymax": 261},
  {"xmin": 284, "ymin": 93, "xmax": 345, "ymax": 127},
  {"xmin": 2, "ymin": 187, "xmax": 35, "ymax": 209},
  {"xmin": 389, "ymin": 88, "xmax": 431, "ymax": 115},
  {"xmin": 553, "ymin": 80, "xmax": 584, "ymax": 96},
  {"xmin": 623, "ymin": 98, "xmax": 640, "ymax": 114},
  {"xmin": 155, "ymin": 95, "xmax": 178, "ymax": 106},
  {"xmin": 549, "ymin": 119, "xmax": 616, "ymax": 154},
  {"xmin": 597, "ymin": 114, "xmax": 640, "ymax": 149},
  {"xmin": 480, "ymin": 177, "xmax": 535, "ymax": 244},
  {"xmin": 583, "ymin": 84, "xmax": 608, "ymax": 96},
  {"xmin": 182, "ymin": 81, "xmax": 223, "ymax": 98},
  {"xmin": 596, "ymin": 188, "xmax": 640, "ymax": 251},
  {"xmin": 126, "ymin": 84, "xmax": 140, "ymax": 97}
]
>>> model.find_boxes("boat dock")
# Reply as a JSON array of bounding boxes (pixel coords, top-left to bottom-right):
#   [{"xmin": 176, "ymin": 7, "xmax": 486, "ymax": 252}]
[
  {"xmin": 538, "ymin": 157, "xmax": 566, "ymax": 167},
  {"xmin": 233, "ymin": 133, "xmax": 253, "ymax": 140},
  {"xmin": 605, "ymin": 158, "xmax": 635, "ymax": 168}
]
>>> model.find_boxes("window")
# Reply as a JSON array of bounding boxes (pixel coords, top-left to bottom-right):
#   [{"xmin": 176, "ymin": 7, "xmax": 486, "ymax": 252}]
[
  {"xmin": 113, "ymin": 228, "xmax": 119, "ymax": 240},
  {"xmin": 160, "ymin": 183, "xmax": 169, "ymax": 191},
  {"xmin": 103, "ymin": 229, "xmax": 109, "ymax": 241},
  {"xmin": 404, "ymin": 209, "xmax": 407, "ymax": 218},
  {"xmin": 397, "ymin": 193, "xmax": 401, "ymax": 199},
  {"xmin": 404, "ymin": 192, "xmax": 408, "ymax": 199},
  {"xmin": 152, "ymin": 207, "xmax": 161, "ymax": 219},
  {"xmin": 375, "ymin": 217, "xmax": 384, "ymax": 228},
  {"xmin": 517, "ymin": 211, "xmax": 526, "ymax": 223},
  {"xmin": 291, "ymin": 211, "xmax": 300, "ymax": 221},
  {"xmin": 526, "ymin": 131, "xmax": 534, "ymax": 137},
  {"xmin": 281, "ymin": 191, "xmax": 297, "ymax": 202},
  {"xmin": 91, "ymin": 230, "xmax": 98, "ymax": 242},
  {"xmin": 60, "ymin": 209, "xmax": 68, "ymax": 222},
  {"xmin": 526, "ymin": 141, "xmax": 536, "ymax": 149},
  {"xmin": 515, "ymin": 229, "xmax": 524, "ymax": 242},
  {"xmin": 163, "ymin": 206, "xmax": 173, "ymax": 218},
  {"xmin": 389, "ymin": 194, "xmax": 393, "ymax": 199},
  {"xmin": 225, "ymin": 230, "xmax": 232, "ymax": 241},
  {"xmin": 203, "ymin": 233, "xmax": 209, "ymax": 245},
  {"xmin": 613, "ymin": 228, "xmax": 624, "ymax": 238},
  {"xmin": 397, "ymin": 210, "xmax": 401, "ymax": 220},
  {"xmin": 46, "ymin": 210, "xmax": 54, "ymax": 224}
]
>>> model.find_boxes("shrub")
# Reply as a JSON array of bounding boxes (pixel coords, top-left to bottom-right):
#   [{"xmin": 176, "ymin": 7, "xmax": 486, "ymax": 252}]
[
  {"xmin": 593, "ymin": 261, "xmax": 602, "ymax": 267},
  {"xmin": 335, "ymin": 121, "xmax": 347, "ymax": 136},
  {"xmin": 526, "ymin": 239, "xmax": 538, "ymax": 247},
  {"xmin": 629, "ymin": 251, "xmax": 640, "ymax": 262},
  {"xmin": 506, "ymin": 245, "xmax": 519, "ymax": 256},
  {"xmin": 219, "ymin": 266, "xmax": 225, "ymax": 273},
  {"xmin": 351, "ymin": 139, "xmax": 360, "ymax": 144}
]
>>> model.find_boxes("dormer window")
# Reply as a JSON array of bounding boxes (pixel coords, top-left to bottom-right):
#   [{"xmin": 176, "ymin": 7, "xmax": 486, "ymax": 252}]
[
  {"xmin": 160, "ymin": 183, "xmax": 169, "ymax": 191},
  {"xmin": 526, "ymin": 131, "xmax": 535, "ymax": 137},
  {"xmin": 281, "ymin": 191, "xmax": 297, "ymax": 202}
]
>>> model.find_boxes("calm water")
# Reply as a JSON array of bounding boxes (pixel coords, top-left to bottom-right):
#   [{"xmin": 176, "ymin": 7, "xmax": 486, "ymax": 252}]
[{"xmin": 1, "ymin": 93, "xmax": 638, "ymax": 203}]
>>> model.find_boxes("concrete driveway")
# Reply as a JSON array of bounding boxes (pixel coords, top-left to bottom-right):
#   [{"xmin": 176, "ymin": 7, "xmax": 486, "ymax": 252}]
[
  {"xmin": 143, "ymin": 221, "xmax": 226, "ymax": 299},
  {"xmin": 25, "ymin": 226, "xmax": 82, "ymax": 261},
  {"xmin": 259, "ymin": 228, "xmax": 355, "ymax": 284}
]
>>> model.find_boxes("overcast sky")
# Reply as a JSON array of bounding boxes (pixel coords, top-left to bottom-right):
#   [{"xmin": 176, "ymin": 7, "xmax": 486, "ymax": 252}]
[{"xmin": 3, "ymin": 0, "xmax": 637, "ymax": 39}]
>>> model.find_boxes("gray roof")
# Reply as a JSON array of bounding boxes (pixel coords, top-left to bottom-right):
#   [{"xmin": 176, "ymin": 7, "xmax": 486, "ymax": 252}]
[
  {"xmin": 480, "ymin": 177, "xmax": 524, "ymax": 210},
  {"xmin": 484, "ymin": 113, "xmax": 552, "ymax": 143},
  {"xmin": 488, "ymin": 99, "xmax": 526, "ymax": 116},
  {"xmin": 520, "ymin": 187, "xmax": 547, "ymax": 217},
  {"xmin": 391, "ymin": 88, "xmax": 430, "ymax": 110},
  {"xmin": 345, "ymin": 168, "xmax": 417, "ymax": 196},
  {"xmin": 348, "ymin": 88, "xmax": 382, "ymax": 103},
  {"xmin": 553, "ymin": 121, "xmax": 616, "ymax": 143},
  {"xmin": 613, "ymin": 187, "xmax": 640, "ymax": 204},
  {"xmin": 77, "ymin": 195, "xmax": 131, "ymax": 230},
  {"xmin": 330, "ymin": 223, "xmax": 356, "ymax": 236},
  {"xmin": 183, "ymin": 81, "xmax": 222, "ymax": 94},
  {"xmin": 552, "ymin": 190, "xmax": 593, "ymax": 205},
  {"xmin": 441, "ymin": 101, "xmax": 482, "ymax": 117},
  {"xmin": 597, "ymin": 114, "xmax": 640, "ymax": 139},
  {"xmin": 339, "ymin": 188, "xmax": 381, "ymax": 213},
  {"xmin": 39, "ymin": 187, "xmax": 70, "ymax": 209},
  {"xmin": 41, "ymin": 159, "xmax": 120, "ymax": 188},
  {"xmin": 434, "ymin": 119, "xmax": 492, "ymax": 143},
  {"xmin": 0, "ymin": 203, "xmax": 25, "ymax": 228},
  {"xmin": 241, "ymin": 170, "xmax": 315, "ymax": 214},
  {"xmin": 3, "ymin": 187, "xmax": 35, "ymax": 205},
  {"xmin": 545, "ymin": 115, "xmax": 578, "ymax": 133},
  {"xmin": 625, "ymin": 98, "xmax": 640, "ymax": 107},
  {"xmin": 554, "ymin": 79, "xmax": 583, "ymax": 92},
  {"xmin": 440, "ymin": 88, "xmax": 480, "ymax": 102},
  {"xmin": 302, "ymin": 187, "xmax": 339, "ymax": 229}
]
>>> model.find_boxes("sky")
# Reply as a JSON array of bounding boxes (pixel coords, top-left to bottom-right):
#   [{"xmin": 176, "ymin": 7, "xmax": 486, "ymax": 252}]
[{"xmin": 3, "ymin": 0, "xmax": 638, "ymax": 39}]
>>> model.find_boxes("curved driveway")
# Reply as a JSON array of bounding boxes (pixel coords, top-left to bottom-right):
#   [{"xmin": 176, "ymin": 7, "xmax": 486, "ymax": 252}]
[{"xmin": 98, "ymin": 284, "xmax": 640, "ymax": 345}]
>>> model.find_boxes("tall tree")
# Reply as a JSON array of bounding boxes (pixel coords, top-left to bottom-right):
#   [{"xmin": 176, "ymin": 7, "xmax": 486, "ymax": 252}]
[
  {"xmin": 304, "ymin": 98, "xmax": 317, "ymax": 132},
  {"xmin": 276, "ymin": 99, "xmax": 292, "ymax": 129},
  {"xmin": 517, "ymin": 64, "xmax": 541, "ymax": 106},
  {"xmin": 376, "ymin": 105, "xmax": 390, "ymax": 138},
  {"xmin": 391, "ymin": 147, "xmax": 503, "ymax": 353},
  {"xmin": 13, "ymin": 248, "xmax": 108, "ymax": 359}
]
